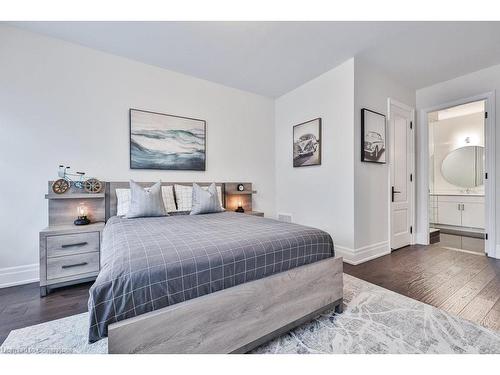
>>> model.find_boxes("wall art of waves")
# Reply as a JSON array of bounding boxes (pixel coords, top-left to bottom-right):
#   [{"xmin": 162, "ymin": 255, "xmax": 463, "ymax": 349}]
[{"xmin": 131, "ymin": 128, "xmax": 205, "ymax": 170}]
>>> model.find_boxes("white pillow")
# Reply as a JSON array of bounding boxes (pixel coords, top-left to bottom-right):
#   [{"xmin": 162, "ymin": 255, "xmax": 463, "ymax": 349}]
[
  {"xmin": 174, "ymin": 184, "xmax": 193, "ymax": 212},
  {"xmin": 161, "ymin": 186, "xmax": 177, "ymax": 213},
  {"xmin": 116, "ymin": 185, "xmax": 176, "ymax": 216},
  {"xmin": 116, "ymin": 188, "xmax": 131, "ymax": 217},
  {"xmin": 174, "ymin": 184, "xmax": 223, "ymax": 212}
]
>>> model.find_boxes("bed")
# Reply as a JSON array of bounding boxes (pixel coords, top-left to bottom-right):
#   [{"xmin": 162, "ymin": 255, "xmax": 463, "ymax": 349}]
[{"xmin": 91, "ymin": 182, "xmax": 343, "ymax": 353}]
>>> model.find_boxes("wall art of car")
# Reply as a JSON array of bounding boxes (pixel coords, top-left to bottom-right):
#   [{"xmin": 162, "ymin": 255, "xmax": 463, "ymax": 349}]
[
  {"xmin": 294, "ymin": 133, "xmax": 319, "ymax": 159},
  {"xmin": 364, "ymin": 131, "xmax": 385, "ymax": 160}
]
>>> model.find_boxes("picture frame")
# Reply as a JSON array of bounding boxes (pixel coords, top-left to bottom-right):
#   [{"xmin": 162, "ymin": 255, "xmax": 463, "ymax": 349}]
[
  {"xmin": 361, "ymin": 108, "xmax": 386, "ymax": 164},
  {"xmin": 293, "ymin": 118, "xmax": 322, "ymax": 167},
  {"xmin": 129, "ymin": 108, "xmax": 206, "ymax": 171}
]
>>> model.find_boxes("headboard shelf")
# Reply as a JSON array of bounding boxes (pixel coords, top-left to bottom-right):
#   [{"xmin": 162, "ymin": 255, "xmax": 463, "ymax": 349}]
[
  {"xmin": 46, "ymin": 181, "xmax": 106, "ymax": 226},
  {"xmin": 45, "ymin": 193, "xmax": 105, "ymax": 199},
  {"xmin": 225, "ymin": 190, "xmax": 257, "ymax": 195}
]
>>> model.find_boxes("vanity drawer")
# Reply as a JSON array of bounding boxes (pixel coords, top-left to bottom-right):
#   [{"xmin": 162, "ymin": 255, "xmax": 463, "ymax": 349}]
[
  {"xmin": 47, "ymin": 252, "xmax": 99, "ymax": 280},
  {"xmin": 46, "ymin": 231, "xmax": 99, "ymax": 258}
]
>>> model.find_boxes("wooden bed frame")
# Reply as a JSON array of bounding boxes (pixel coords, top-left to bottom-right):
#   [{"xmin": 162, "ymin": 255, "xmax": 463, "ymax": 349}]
[{"xmin": 104, "ymin": 181, "xmax": 344, "ymax": 354}]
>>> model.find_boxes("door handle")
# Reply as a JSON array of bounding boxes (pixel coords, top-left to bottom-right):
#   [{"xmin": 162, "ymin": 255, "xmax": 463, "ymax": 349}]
[{"xmin": 391, "ymin": 186, "xmax": 401, "ymax": 202}]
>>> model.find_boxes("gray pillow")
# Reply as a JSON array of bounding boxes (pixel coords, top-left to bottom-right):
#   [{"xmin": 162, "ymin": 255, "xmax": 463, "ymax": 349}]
[
  {"xmin": 190, "ymin": 183, "xmax": 224, "ymax": 215},
  {"xmin": 126, "ymin": 180, "xmax": 167, "ymax": 218}
]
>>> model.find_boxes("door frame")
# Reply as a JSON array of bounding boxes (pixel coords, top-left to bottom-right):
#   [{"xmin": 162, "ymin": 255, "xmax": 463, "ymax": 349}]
[
  {"xmin": 417, "ymin": 91, "xmax": 496, "ymax": 258},
  {"xmin": 387, "ymin": 98, "xmax": 416, "ymax": 249}
]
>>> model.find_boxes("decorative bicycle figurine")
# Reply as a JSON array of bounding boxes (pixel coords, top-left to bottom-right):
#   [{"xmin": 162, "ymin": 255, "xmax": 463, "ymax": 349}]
[{"xmin": 52, "ymin": 165, "xmax": 103, "ymax": 194}]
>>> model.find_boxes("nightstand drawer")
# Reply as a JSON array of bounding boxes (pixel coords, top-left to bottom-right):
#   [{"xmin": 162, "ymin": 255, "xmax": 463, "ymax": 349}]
[
  {"xmin": 46, "ymin": 231, "xmax": 100, "ymax": 258},
  {"xmin": 47, "ymin": 252, "xmax": 99, "ymax": 280}
]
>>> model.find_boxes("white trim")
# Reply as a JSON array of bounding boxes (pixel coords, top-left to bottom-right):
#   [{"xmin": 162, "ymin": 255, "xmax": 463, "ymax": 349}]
[
  {"xmin": 335, "ymin": 241, "xmax": 390, "ymax": 265},
  {"xmin": 415, "ymin": 232, "xmax": 428, "ymax": 245},
  {"xmin": 484, "ymin": 93, "xmax": 497, "ymax": 258},
  {"xmin": 387, "ymin": 98, "xmax": 416, "ymax": 249},
  {"xmin": 0, "ymin": 263, "xmax": 39, "ymax": 288},
  {"xmin": 417, "ymin": 91, "xmax": 496, "ymax": 258}
]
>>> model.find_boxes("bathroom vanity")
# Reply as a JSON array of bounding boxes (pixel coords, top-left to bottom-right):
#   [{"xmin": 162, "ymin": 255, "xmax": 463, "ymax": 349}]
[{"xmin": 429, "ymin": 194, "xmax": 484, "ymax": 230}]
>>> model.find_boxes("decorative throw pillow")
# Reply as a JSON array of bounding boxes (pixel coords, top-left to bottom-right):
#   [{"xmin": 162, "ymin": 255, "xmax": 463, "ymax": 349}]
[
  {"xmin": 161, "ymin": 185, "xmax": 177, "ymax": 213},
  {"xmin": 116, "ymin": 188, "xmax": 131, "ymax": 216},
  {"xmin": 116, "ymin": 185, "xmax": 176, "ymax": 216},
  {"xmin": 190, "ymin": 183, "xmax": 224, "ymax": 215},
  {"xmin": 126, "ymin": 180, "xmax": 167, "ymax": 218},
  {"xmin": 174, "ymin": 184, "xmax": 223, "ymax": 212},
  {"xmin": 174, "ymin": 184, "xmax": 193, "ymax": 212}
]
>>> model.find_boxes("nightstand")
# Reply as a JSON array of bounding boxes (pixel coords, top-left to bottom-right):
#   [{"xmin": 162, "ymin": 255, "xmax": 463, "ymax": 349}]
[
  {"xmin": 39, "ymin": 222, "xmax": 104, "ymax": 297},
  {"xmin": 40, "ymin": 180, "xmax": 106, "ymax": 297}
]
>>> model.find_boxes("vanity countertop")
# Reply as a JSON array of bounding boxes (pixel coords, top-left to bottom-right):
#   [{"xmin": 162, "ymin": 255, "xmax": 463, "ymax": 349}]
[{"xmin": 430, "ymin": 193, "xmax": 485, "ymax": 197}]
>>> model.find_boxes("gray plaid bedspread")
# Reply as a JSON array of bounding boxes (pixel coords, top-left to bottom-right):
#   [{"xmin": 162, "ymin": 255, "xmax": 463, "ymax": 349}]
[{"xmin": 88, "ymin": 212, "xmax": 334, "ymax": 342}]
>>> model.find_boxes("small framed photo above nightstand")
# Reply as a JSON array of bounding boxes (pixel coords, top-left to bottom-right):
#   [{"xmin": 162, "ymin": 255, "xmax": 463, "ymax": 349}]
[{"xmin": 361, "ymin": 108, "xmax": 386, "ymax": 164}]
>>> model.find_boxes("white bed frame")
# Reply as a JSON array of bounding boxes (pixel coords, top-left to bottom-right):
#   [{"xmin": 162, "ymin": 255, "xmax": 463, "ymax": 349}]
[{"xmin": 104, "ymin": 182, "xmax": 344, "ymax": 354}]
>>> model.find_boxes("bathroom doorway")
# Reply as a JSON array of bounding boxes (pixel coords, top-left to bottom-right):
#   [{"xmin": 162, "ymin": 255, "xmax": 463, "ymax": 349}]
[{"xmin": 428, "ymin": 100, "xmax": 486, "ymax": 254}]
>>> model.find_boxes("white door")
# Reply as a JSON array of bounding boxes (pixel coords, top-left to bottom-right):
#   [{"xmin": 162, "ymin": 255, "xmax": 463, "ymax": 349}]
[{"xmin": 389, "ymin": 100, "xmax": 414, "ymax": 249}]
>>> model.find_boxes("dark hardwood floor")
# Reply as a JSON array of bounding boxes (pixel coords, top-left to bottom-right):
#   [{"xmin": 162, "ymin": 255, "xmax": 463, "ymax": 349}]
[
  {"xmin": 1, "ymin": 243, "xmax": 499, "ymax": 345},
  {"xmin": 0, "ymin": 281, "xmax": 92, "ymax": 345},
  {"xmin": 344, "ymin": 243, "xmax": 500, "ymax": 332}
]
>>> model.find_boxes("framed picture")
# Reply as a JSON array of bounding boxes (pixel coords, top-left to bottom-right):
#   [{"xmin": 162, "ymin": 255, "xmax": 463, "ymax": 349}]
[
  {"xmin": 130, "ymin": 108, "xmax": 206, "ymax": 170},
  {"xmin": 293, "ymin": 118, "xmax": 322, "ymax": 167},
  {"xmin": 361, "ymin": 108, "xmax": 386, "ymax": 164}
]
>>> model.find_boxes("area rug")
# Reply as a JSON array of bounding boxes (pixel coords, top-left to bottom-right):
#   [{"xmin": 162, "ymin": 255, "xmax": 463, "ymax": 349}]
[{"xmin": 2, "ymin": 274, "xmax": 499, "ymax": 354}]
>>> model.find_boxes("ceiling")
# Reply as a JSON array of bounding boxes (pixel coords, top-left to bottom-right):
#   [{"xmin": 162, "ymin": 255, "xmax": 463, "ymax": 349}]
[{"xmin": 8, "ymin": 21, "xmax": 500, "ymax": 97}]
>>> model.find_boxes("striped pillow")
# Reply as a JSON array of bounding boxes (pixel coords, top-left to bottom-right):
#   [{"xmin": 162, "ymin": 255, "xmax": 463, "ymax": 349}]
[
  {"xmin": 126, "ymin": 180, "xmax": 167, "ymax": 218},
  {"xmin": 174, "ymin": 184, "xmax": 223, "ymax": 212},
  {"xmin": 116, "ymin": 185, "xmax": 176, "ymax": 216},
  {"xmin": 190, "ymin": 183, "xmax": 224, "ymax": 215}
]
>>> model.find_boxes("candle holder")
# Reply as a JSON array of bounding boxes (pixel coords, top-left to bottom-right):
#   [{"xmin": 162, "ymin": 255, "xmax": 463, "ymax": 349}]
[
  {"xmin": 235, "ymin": 200, "xmax": 245, "ymax": 213},
  {"xmin": 74, "ymin": 202, "xmax": 90, "ymax": 225}
]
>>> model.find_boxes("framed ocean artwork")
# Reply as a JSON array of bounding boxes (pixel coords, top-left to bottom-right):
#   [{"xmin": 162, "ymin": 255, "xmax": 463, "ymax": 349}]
[{"xmin": 129, "ymin": 108, "xmax": 206, "ymax": 170}]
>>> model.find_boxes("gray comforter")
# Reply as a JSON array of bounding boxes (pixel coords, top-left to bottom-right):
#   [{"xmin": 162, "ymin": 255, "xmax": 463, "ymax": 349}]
[{"xmin": 88, "ymin": 212, "xmax": 334, "ymax": 342}]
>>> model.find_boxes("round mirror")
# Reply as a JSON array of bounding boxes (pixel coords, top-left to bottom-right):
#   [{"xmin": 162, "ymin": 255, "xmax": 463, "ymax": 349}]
[{"xmin": 441, "ymin": 145, "xmax": 484, "ymax": 188}]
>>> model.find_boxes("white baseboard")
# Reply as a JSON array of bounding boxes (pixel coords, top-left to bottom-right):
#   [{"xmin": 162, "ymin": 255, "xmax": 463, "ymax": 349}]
[
  {"xmin": 0, "ymin": 263, "xmax": 39, "ymax": 288},
  {"xmin": 492, "ymin": 244, "xmax": 500, "ymax": 259},
  {"xmin": 335, "ymin": 241, "xmax": 391, "ymax": 265}
]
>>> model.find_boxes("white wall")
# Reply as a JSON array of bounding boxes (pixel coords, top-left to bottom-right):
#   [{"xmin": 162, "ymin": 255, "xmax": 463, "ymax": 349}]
[
  {"xmin": 416, "ymin": 63, "xmax": 500, "ymax": 258},
  {"xmin": 275, "ymin": 59, "xmax": 356, "ymax": 250},
  {"xmin": 0, "ymin": 25, "xmax": 275, "ymax": 287},
  {"xmin": 352, "ymin": 58, "xmax": 416, "ymax": 263},
  {"xmin": 274, "ymin": 57, "xmax": 416, "ymax": 265}
]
